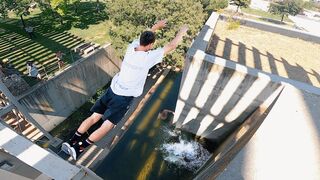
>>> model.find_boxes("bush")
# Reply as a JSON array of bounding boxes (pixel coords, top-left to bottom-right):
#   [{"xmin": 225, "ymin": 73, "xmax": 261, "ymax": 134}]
[
  {"xmin": 227, "ymin": 18, "xmax": 241, "ymax": 30},
  {"xmin": 201, "ymin": 0, "xmax": 229, "ymax": 11}
]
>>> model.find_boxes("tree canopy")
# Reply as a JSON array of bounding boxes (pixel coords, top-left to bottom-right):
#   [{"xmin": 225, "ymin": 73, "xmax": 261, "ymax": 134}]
[
  {"xmin": 108, "ymin": 0, "xmax": 207, "ymax": 67},
  {"xmin": 232, "ymin": 0, "xmax": 251, "ymax": 12},
  {"xmin": 0, "ymin": 0, "xmax": 31, "ymax": 18},
  {"xmin": 201, "ymin": 0, "xmax": 229, "ymax": 12},
  {"xmin": 269, "ymin": 0, "xmax": 303, "ymax": 22},
  {"xmin": 1, "ymin": 0, "xmax": 210, "ymax": 68}
]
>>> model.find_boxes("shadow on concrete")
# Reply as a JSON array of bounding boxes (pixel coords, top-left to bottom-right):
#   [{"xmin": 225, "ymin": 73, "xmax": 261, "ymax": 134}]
[
  {"xmin": 206, "ymin": 34, "xmax": 320, "ymax": 87},
  {"xmin": 0, "ymin": 2, "xmax": 106, "ymax": 82}
]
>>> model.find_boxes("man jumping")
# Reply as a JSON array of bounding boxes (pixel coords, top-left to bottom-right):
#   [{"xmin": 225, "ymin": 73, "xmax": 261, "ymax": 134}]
[{"xmin": 62, "ymin": 20, "xmax": 188, "ymax": 160}]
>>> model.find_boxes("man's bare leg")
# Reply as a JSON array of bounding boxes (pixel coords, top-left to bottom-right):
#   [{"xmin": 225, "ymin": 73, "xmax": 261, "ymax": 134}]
[
  {"xmin": 87, "ymin": 120, "xmax": 114, "ymax": 142},
  {"xmin": 77, "ymin": 112, "xmax": 103, "ymax": 134},
  {"xmin": 61, "ymin": 112, "xmax": 103, "ymax": 154},
  {"xmin": 68, "ymin": 120, "xmax": 114, "ymax": 160}
]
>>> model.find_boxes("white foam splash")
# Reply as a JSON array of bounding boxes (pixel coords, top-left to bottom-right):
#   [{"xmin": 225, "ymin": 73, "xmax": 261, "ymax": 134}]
[
  {"xmin": 160, "ymin": 126, "xmax": 180, "ymax": 137},
  {"xmin": 159, "ymin": 137, "xmax": 211, "ymax": 171}
]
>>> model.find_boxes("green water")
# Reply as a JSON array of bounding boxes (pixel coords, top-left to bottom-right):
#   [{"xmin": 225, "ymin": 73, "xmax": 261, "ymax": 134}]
[{"xmin": 95, "ymin": 71, "xmax": 203, "ymax": 180}]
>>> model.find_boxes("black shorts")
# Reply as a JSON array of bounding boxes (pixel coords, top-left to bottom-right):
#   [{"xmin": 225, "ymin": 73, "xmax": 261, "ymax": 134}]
[{"xmin": 90, "ymin": 87, "xmax": 134, "ymax": 125}]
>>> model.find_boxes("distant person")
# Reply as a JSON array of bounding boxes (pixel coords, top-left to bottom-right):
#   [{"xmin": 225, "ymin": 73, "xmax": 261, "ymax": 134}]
[
  {"xmin": 25, "ymin": 26, "xmax": 36, "ymax": 39},
  {"xmin": 55, "ymin": 51, "xmax": 65, "ymax": 70},
  {"xmin": 61, "ymin": 20, "xmax": 189, "ymax": 160},
  {"xmin": 26, "ymin": 61, "xmax": 41, "ymax": 79}
]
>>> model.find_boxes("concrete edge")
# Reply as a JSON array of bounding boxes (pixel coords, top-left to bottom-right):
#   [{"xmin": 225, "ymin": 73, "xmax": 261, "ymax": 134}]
[
  {"xmin": 219, "ymin": 13, "xmax": 320, "ymax": 44},
  {"xmin": 16, "ymin": 44, "xmax": 114, "ymax": 100},
  {"xmin": 191, "ymin": 49, "xmax": 320, "ymax": 95},
  {"xmin": 194, "ymin": 86, "xmax": 285, "ymax": 180},
  {"xmin": 189, "ymin": 12, "xmax": 219, "ymax": 52}
]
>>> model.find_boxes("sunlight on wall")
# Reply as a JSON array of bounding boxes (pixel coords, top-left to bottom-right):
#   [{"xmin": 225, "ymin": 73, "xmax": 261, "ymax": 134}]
[
  {"xmin": 180, "ymin": 51, "xmax": 205, "ymax": 101},
  {"xmin": 225, "ymin": 78, "xmax": 269, "ymax": 122},
  {"xmin": 172, "ymin": 99, "xmax": 184, "ymax": 124},
  {"xmin": 209, "ymin": 72, "xmax": 245, "ymax": 117},
  {"xmin": 182, "ymin": 107, "xmax": 200, "ymax": 126},
  {"xmin": 195, "ymin": 66, "xmax": 221, "ymax": 108},
  {"xmin": 196, "ymin": 115, "xmax": 214, "ymax": 135}
]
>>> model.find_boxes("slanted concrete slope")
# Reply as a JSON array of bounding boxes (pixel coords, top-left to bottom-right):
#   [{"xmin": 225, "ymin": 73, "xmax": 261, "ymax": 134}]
[{"xmin": 216, "ymin": 85, "xmax": 320, "ymax": 180}]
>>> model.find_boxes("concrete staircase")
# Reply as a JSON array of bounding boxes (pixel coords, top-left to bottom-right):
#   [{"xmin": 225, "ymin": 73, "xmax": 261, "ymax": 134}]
[{"xmin": 1, "ymin": 112, "xmax": 44, "ymax": 142}]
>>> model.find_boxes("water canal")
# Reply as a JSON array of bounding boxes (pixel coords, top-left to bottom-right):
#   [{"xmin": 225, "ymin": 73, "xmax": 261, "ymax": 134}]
[{"xmin": 94, "ymin": 71, "xmax": 212, "ymax": 180}]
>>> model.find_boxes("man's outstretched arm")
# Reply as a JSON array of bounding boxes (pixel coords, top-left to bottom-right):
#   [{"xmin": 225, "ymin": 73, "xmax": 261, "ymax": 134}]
[
  {"xmin": 151, "ymin": 20, "xmax": 167, "ymax": 32},
  {"xmin": 164, "ymin": 25, "xmax": 188, "ymax": 55}
]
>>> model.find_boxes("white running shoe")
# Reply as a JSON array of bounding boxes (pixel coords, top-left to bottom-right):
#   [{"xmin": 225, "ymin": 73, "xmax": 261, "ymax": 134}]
[
  {"xmin": 69, "ymin": 147, "xmax": 78, "ymax": 160},
  {"xmin": 61, "ymin": 142, "xmax": 71, "ymax": 154}
]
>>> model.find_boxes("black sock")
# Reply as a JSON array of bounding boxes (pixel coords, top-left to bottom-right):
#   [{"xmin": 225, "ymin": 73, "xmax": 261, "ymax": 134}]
[
  {"xmin": 74, "ymin": 138, "xmax": 94, "ymax": 155},
  {"xmin": 68, "ymin": 131, "xmax": 83, "ymax": 145},
  {"xmin": 80, "ymin": 138, "xmax": 94, "ymax": 149}
]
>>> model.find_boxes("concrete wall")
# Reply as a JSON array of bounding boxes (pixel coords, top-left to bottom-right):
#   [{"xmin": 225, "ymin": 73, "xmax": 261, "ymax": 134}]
[
  {"xmin": 219, "ymin": 14, "xmax": 320, "ymax": 44},
  {"xmin": 173, "ymin": 55, "xmax": 282, "ymax": 138},
  {"xmin": 17, "ymin": 45, "xmax": 121, "ymax": 131},
  {"xmin": 215, "ymin": 83, "xmax": 320, "ymax": 180},
  {"xmin": 173, "ymin": 12, "xmax": 320, "ymax": 179}
]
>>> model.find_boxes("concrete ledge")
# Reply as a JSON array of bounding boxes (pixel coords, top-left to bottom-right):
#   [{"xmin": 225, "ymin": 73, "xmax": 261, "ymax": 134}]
[
  {"xmin": 0, "ymin": 123, "xmax": 80, "ymax": 179},
  {"xmin": 219, "ymin": 14, "xmax": 320, "ymax": 44},
  {"xmin": 189, "ymin": 12, "xmax": 219, "ymax": 53},
  {"xmin": 216, "ymin": 85, "xmax": 320, "ymax": 180},
  {"xmin": 200, "ymin": 51, "xmax": 320, "ymax": 95},
  {"xmin": 17, "ymin": 45, "xmax": 121, "ymax": 131}
]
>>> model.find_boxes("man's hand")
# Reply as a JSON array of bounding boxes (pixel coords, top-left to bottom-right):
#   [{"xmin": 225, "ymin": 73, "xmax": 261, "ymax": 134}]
[
  {"xmin": 151, "ymin": 20, "xmax": 167, "ymax": 32},
  {"xmin": 178, "ymin": 25, "xmax": 188, "ymax": 37},
  {"xmin": 163, "ymin": 24, "xmax": 189, "ymax": 55}
]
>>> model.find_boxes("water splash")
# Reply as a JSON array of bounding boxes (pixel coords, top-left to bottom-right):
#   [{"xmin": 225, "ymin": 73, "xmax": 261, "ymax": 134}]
[
  {"xmin": 160, "ymin": 126, "xmax": 180, "ymax": 137},
  {"xmin": 159, "ymin": 134, "xmax": 211, "ymax": 172}
]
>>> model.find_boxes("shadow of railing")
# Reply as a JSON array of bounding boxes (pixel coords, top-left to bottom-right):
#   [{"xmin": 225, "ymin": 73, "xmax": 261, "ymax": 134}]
[{"xmin": 206, "ymin": 34, "xmax": 320, "ymax": 87}]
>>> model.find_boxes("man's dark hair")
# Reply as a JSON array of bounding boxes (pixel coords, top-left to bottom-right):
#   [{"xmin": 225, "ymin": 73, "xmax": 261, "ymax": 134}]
[
  {"xmin": 26, "ymin": 61, "xmax": 33, "ymax": 66},
  {"xmin": 140, "ymin": 31, "xmax": 156, "ymax": 46}
]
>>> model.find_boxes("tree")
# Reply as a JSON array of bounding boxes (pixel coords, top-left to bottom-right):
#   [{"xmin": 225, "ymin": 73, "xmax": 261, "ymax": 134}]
[
  {"xmin": 0, "ymin": 0, "xmax": 10, "ymax": 19},
  {"xmin": 269, "ymin": 0, "xmax": 303, "ymax": 22},
  {"xmin": 232, "ymin": 0, "xmax": 251, "ymax": 12},
  {"xmin": 50, "ymin": 0, "xmax": 68, "ymax": 25},
  {"xmin": 0, "ymin": 0, "xmax": 32, "ymax": 27},
  {"xmin": 108, "ymin": 0, "xmax": 207, "ymax": 68},
  {"xmin": 201, "ymin": 0, "xmax": 229, "ymax": 12},
  {"xmin": 13, "ymin": 0, "xmax": 32, "ymax": 28}
]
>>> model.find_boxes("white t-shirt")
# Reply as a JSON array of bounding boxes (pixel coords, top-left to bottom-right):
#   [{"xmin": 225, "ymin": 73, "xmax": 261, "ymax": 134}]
[{"xmin": 111, "ymin": 39, "xmax": 164, "ymax": 97}]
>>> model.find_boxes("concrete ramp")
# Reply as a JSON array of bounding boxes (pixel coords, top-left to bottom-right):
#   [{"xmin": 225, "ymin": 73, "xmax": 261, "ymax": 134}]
[
  {"xmin": 173, "ymin": 12, "xmax": 320, "ymax": 179},
  {"xmin": 213, "ymin": 85, "xmax": 320, "ymax": 180}
]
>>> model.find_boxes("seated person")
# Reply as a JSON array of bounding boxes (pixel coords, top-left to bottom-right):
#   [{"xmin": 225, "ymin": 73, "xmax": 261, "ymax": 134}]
[
  {"xmin": 55, "ymin": 51, "xmax": 65, "ymax": 70},
  {"xmin": 26, "ymin": 61, "xmax": 41, "ymax": 79}
]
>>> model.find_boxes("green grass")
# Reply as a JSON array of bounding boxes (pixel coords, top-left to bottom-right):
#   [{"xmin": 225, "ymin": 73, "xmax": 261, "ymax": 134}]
[
  {"xmin": 0, "ymin": 1, "xmax": 112, "ymax": 86},
  {"xmin": 69, "ymin": 20, "xmax": 113, "ymax": 45},
  {"xmin": 241, "ymin": 7, "xmax": 292, "ymax": 23}
]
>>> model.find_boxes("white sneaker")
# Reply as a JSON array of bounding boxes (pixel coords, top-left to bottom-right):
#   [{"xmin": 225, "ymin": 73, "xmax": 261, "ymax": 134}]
[
  {"xmin": 69, "ymin": 147, "xmax": 78, "ymax": 160},
  {"xmin": 61, "ymin": 142, "xmax": 71, "ymax": 154}
]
